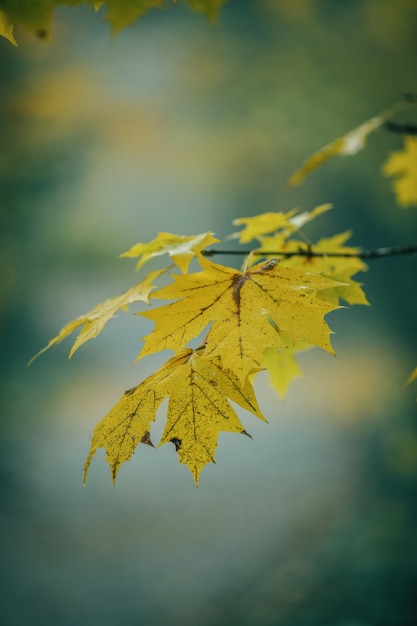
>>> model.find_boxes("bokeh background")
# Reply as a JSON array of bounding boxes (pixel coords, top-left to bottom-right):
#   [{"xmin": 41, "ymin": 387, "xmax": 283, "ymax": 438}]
[{"xmin": 1, "ymin": 1, "xmax": 417, "ymax": 624}]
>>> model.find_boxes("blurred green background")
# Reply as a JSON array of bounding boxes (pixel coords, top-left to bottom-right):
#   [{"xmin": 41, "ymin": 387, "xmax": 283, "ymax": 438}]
[{"xmin": 1, "ymin": 1, "xmax": 417, "ymax": 624}]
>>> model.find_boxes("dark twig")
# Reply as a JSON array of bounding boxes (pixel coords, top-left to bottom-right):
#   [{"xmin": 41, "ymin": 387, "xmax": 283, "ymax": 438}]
[
  {"xmin": 385, "ymin": 121, "xmax": 417, "ymax": 136},
  {"xmin": 203, "ymin": 243, "xmax": 417, "ymax": 260}
]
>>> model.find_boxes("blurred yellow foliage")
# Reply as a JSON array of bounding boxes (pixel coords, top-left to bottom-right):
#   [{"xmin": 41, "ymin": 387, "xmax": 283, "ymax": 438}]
[
  {"xmin": 383, "ymin": 137, "xmax": 417, "ymax": 208},
  {"xmin": 0, "ymin": 9, "xmax": 17, "ymax": 46},
  {"xmin": 0, "ymin": 0, "xmax": 228, "ymax": 43},
  {"xmin": 290, "ymin": 100, "xmax": 417, "ymax": 186}
]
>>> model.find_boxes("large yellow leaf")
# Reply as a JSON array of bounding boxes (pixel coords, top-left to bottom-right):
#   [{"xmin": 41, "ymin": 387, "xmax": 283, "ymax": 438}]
[
  {"xmin": 120, "ymin": 231, "xmax": 219, "ymax": 273},
  {"xmin": 159, "ymin": 350, "xmax": 265, "ymax": 484},
  {"xmin": 289, "ymin": 99, "xmax": 417, "ymax": 186},
  {"xmin": 84, "ymin": 349, "xmax": 265, "ymax": 484},
  {"xmin": 139, "ymin": 256, "xmax": 341, "ymax": 382},
  {"xmin": 382, "ymin": 137, "xmax": 417, "ymax": 208},
  {"xmin": 29, "ymin": 268, "xmax": 165, "ymax": 363}
]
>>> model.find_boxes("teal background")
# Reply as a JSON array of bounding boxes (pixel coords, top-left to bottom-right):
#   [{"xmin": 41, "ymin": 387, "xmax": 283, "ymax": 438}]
[{"xmin": 1, "ymin": 1, "xmax": 417, "ymax": 624}]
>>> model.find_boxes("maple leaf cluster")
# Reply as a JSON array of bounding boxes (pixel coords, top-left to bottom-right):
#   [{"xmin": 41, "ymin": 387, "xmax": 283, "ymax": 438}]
[{"xmin": 31, "ymin": 207, "xmax": 369, "ymax": 484}]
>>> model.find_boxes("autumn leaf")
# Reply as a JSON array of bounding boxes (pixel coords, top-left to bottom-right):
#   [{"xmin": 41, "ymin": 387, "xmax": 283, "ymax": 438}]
[
  {"xmin": 120, "ymin": 231, "xmax": 219, "ymax": 273},
  {"xmin": 29, "ymin": 268, "xmax": 165, "ymax": 364},
  {"xmin": 258, "ymin": 232, "xmax": 369, "ymax": 306},
  {"xmin": 84, "ymin": 350, "xmax": 183, "ymax": 484},
  {"xmin": 232, "ymin": 210, "xmax": 297, "ymax": 243},
  {"xmin": 231, "ymin": 204, "xmax": 332, "ymax": 245},
  {"xmin": 159, "ymin": 350, "xmax": 265, "ymax": 484},
  {"xmin": 289, "ymin": 99, "xmax": 417, "ymax": 186},
  {"xmin": 0, "ymin": 9, "xmax": 17, "ymax": 46},
  {"xmin": 382, "ymin": 136, "xmax": 417, "ymax": 208},
  {"xmin": 305, "ymin": 233, "xmax": 369, "ymax": 305},
  {"xmin": 84, "ymin": 349, "xmax": 265, "ymax": 484},
  {"xmin": 261, "ymin": 341, "xmax": 311, "ymax": 399},
  {"xmin": 139, "ymin": 255, "xmax": 341, "ymax": 382}
]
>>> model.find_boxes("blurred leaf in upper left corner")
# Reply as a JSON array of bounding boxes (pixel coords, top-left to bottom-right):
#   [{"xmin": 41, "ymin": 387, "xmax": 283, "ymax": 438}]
[
  {"xmin": 0, "ymin": 0, "xmax": 229, "ymax": 44},
  {"xmin": 0, "ymin": 9, "xmax": 17, "ymax": 45}
]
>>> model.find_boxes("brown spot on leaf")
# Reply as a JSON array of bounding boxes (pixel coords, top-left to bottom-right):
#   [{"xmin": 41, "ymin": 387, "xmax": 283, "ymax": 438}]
[
  {"xmin": 141, "ymin": 431, "xmax": 154, "ymax": 447},
  {"xmin": 171, "ymin": 437, "xmax": 182, "ymax": 451}
]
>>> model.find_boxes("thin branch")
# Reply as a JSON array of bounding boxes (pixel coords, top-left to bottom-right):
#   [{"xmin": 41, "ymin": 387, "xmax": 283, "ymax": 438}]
[
  {"xmin": 385, "ymin": 121, "xmax": 417, "ymax": 136},
  {"xmin": 203, "ymin": 243, "xmax": 417, "ymax": 260}
]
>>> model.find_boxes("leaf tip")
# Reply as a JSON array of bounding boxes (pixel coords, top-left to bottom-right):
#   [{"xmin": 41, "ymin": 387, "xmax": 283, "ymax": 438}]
[
  {"xmin": 141, "ymin": 431, "xmax": 155, "ymax": 448},
  {"xmin": 0, "ymin": 11, "xmax": 18, "ymax": 46},
  {"xmin": 27, "ymin": 345, "xmax": 47, "ymax": 367}
]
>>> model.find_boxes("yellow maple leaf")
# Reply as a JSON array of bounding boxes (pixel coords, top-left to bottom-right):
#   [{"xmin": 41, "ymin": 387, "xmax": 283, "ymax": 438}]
[
  {"xmin": 84, "ymin": 349, "xmax": 265, "ymax": 485},
  {"xmin": 139, "ymin": 255, "xmax": 341, "ymax": 382},
  {"xmin": 306, "ymin": 233, "xmax": 369, "ymax": 305},
  {"xmin": 0, "ymin": 9, "xmax": 17, "ymax": 46},
  {"xmin": 261, "ymin": 342, "xmax": 311, "ymax": 399},
  {"xmin": 120, "ymin": 231, "xmax": 219, "ymax": 273},
  {"xmin": 258, "ymin": 232, "xmax": 369, "ymax": 306},
  {"xmin": 289, "ymin": 99, "xmax": 417, "ymax": 186},
  {"xmin": 159, "ymin": 350, "xmax": 265, "ymax": 484},
  {"xmin": 29, "ymin": 268, "xmax": 165, "ymax": 363},
  {"xmin": 232, "ymin": 204, "xmax": 332, "ymax": 245},
  {"xmin": 232, "ymin": 210, "xmax": 297, "ymax": 243},
  {"xmin": 382, "ymin": 137, "xmax": 417, "ymax": 208}
]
